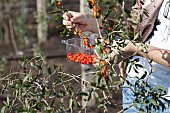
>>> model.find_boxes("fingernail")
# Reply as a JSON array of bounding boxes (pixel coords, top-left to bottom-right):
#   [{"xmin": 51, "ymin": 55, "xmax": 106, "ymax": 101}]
[
  {"xmin": 66, "ymin": 17, "xmax": 69, "ymax": 20},
  {"xmin": 70, "ymin": 18, "xmax": 75, "ymax": 22}
]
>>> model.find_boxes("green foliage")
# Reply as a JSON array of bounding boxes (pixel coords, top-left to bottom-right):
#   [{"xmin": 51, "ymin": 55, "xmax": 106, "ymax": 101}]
[
  {"xmin": 13, "ymin": 16, "xmax": 29, "ymax": 47},
  {"xmin": 49, "ymin": 0, "xmax": 73, "ymax": 37},
  {"xmin": 0, "ymin": 54, "xmax": 118, "ymax": 112},
  {"xmin": 0, "ymin": 57, "xmax": 8, "ymax": 75},
  {"xmin": 133, "ymin": 79, "xmax": 167, "ymax": 112}
]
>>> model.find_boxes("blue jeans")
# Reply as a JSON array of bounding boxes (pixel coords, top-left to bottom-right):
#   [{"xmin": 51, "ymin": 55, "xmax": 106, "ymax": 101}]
[{"xmin": 122, "ymin": 76, "xmax": 170, "ymax": 113}]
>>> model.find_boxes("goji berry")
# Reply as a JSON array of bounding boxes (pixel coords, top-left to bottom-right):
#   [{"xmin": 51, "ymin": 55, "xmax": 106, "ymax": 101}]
[
  {"xmin": 57, "ymin": 1, "xmax": 61, "ymax": 6},
  {"xmin": 67, "ymin": 52, "xmax": 95, "ymax": 65},
  {"xmin": 108, "ymin": 27, "xmax": 113, "ymax": 31},
  {"xmin": 93, "ymin": 11, "xmax": 97, "ymax": 18},
  {"xmin": 102, "ymin": 60, "xmax": 106, "ymax": 66},
  {"xmin": 103, "ymin": 49, "xmax": 107, "ymax": 54},
  {"xmin": 102, "ymin": 67, "xmax": 107, "ymax": 74},
  {"xmin": 90, "ymin": 0, "xmax": 96, "ymax": 5}
]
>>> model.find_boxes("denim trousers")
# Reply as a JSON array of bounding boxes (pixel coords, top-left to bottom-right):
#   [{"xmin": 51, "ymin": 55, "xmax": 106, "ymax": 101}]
[{"xmin": 122, "ymin": 76, "xmax": 170, "ymax": 113}]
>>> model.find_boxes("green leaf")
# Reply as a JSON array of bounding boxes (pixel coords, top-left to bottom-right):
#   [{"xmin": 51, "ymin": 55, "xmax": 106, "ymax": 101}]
[
  {"xmin": 103, "ymin": 54, "xmax": 108, "ymax": 59},
  {"xmin": 134, "ymin": 58, "xmax": 139, "ymax": 62},
  {"xmin": 157, "ymin": 99, "xmax": 166, "ymax": 111},
  {"xmin": 49, "ymin": 10, "xmax": 62, "ymax": 14},
  {"xmin": 50, "ymin": 98, "xmax": 55, "ymax": 106},
  {"xmin": 19, "ymin": 56, "xmax": 27, "ymax": 67},
  {"xmin": 25, "ymin": 98, "xmax": 30, "ymax": 109},
  {"xmin": 114, "ymin": 55, "xmax": 119, "ymax": 64},
  {"xmin": 133, "ymin": 102, "xmax": 138, "ymax": 109},
  {"xmin": 74, "ymin": 101, "xmax": 81, "ymax": 108},
  {"xmin": 7, "ymin": 96, "xmax": 10, "ymax": 106},
  {"xmin": 51, "ymin": 0, "xmax": 56, "ymax": 5},
  {"xmin": 57, "ymin": 24, "xmax": 65, "ymax": 28},
  {"xmin": 47, "ymin": 66, "xmax": 52, "ymax": 75},
  {"xmin": 60, "ymin": 28, "xmax": 69, "ymax": 37},
  {"xmin": 95, "ymin": 74, "xmax": 101, "ymax": 86},
  {"xmin": 154, "ymin": 85, "xmax": 165, "ymax": 92},
  {"xmin": 149, "ymin": 99, "xmax": 157, "ymax": 106},
  {"xmin": 1, "ymin": 106, "xmax": 6, "ymax": 113},
  {"xmin": 23, "ymin": 74, "xmax": 30, "ymax": 83},
  {"xmin": 124, "ymin": 8, "xmax": 131, "ymax": 17},
  {"xmin": 128, "ymin": 63, "xmax": 133, "ymax": 73},
  {"xmin": 118, "ymin": 0, "xmax": 123, "ymax": 4},
  {"xmin": 140, "ymin": 71, "xmax": 147, "ymax": 79},
  {"xmin": 94, "ymin": 45, "xmax": 102, "ymax": 56},
  {"xmin": 69, "ymin": 98, "xmax": 73, "ymax": 109},
  {"xmin": 79, "ymin": 92, "xmax": 88, "ymax": 96},
  {"xmin": 55, "ymin": 15, "xmax": 63, "ymax": 20},
  {"xmin": 135, "ymin": 64, "xmax": 143, "ymax": 68},
  {"xmin": 42, "ymin": 87, "xmax": 46, "ymax": 95},
  {"xmin": 87, "ymin": 0, "xmax": 93, "ymax": 9},
  {"xmin": 141, "ymin": 101, "xmax": 147, "ymax": 107}
]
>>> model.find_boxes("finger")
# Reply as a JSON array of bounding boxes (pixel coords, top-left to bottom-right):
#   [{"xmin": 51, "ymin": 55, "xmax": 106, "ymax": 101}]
[
  {"xmin": 68, "ymin": 11, "xmax": 87, "ymax": 22},
  {"xmin": 66, "ymin": 25, "xmax": 75, "ymax": 29},
  {"xmin": 62, "ymin": 12, "xmax": 73, "ymax": 21},
  {"xmin": 71, "ymin": 14, "xmax": 85, "ymax": 23},
  {"xmin": 62, "ymin": 13, "xmax": 69, "ymax": 20},
  {"xmin": 62, "ymin": 20, "xmax": 73, "ymax": 26}
]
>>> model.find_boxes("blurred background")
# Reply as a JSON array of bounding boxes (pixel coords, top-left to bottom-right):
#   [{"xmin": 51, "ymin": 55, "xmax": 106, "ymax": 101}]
[
  {"xmin": 0, "ymin": 0, "xmax": 81, "ymax": 74},
  {"xmin": 0, "ymin": 0, "xmax": 83, "ymax": 110}
]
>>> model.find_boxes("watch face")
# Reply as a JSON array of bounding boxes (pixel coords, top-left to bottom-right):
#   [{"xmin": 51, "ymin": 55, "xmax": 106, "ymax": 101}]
[{"xmin": 163, "ymin": 2, "xmax": 170, "ymax": 19}]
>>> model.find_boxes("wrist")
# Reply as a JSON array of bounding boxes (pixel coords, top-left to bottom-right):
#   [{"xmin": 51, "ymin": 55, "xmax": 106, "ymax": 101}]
[{"xmin": 109, "ymin": 39, "xmax": 138, "ymax": 64}]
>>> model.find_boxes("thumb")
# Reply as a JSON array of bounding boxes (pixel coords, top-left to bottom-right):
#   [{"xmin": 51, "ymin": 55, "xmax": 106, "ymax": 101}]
[
  {"xmin": 71, "ymin": 16, "xmax": 84, "ymax": 23},
  {"xmin": 73, "ymin": 24, "xmax": 89, "ymax": 32},
  {"xmin": 70, "ymin": 12, "xmax": 87, "ymax": 23}
]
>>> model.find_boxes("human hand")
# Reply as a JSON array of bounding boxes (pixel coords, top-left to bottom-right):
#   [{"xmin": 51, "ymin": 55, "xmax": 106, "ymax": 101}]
[
  {"xmin": 93, "ymin": 37, "xmax": 136, "ymax": 65},
  {"xmin": 62, "ymin": 11, "xmax": 99, "ymax": 33}
]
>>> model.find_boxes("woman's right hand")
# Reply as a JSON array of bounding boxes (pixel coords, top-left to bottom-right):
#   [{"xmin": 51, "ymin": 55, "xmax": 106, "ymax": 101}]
[{"xmin": 62, "ymin": 11, "xmax": 100, "ymax": 33}]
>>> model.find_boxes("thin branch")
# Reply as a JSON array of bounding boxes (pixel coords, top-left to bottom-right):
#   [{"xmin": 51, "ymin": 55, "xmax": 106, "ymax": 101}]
[
  {"xmin": 0, "ymin": 72, "xmax": 27, "ymax": 81},
  {"xmin": 9, "ymin": 19, "xmax": 19, "ymax": 55},
  {"xmin": 108, "ymin": 30, "xmax": 123, "ymax": 36},
  {"xmin": 117, "ymin": 103, "xmax": 133, "ymax": 113}
]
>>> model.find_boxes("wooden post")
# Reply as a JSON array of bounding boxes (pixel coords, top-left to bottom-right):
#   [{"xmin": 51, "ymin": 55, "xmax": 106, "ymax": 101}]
[
  {"xmin": 80, "ymin": 0, "xmax": 96, "ymax": 108},
  {"xmin": 36, "ymin": 0, "xmax": 47, "ymax": 44}
]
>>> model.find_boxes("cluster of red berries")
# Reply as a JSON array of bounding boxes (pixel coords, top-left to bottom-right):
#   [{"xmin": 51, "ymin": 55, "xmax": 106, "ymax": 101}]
[
  {"xmin": 67, "ymin": 53, "xmax": 95, "ymax": 64},
  {"xmin": 66, "ymin": 28, "xmax": 96, "ymax": 65},
  {"xmin": 101, "ymin": 60, "xmax": 108, "ymax": 80},
  {"xmin": 74, "ymin": 28, "xmax": 109, "ymax": 80},
  {"xmin": 89, "ymin": 0, "xmax": 102, "ymax": 18},
  {"xmin": 90, "ymin": 0, "xmax": 97, "ymax": 18},
  {"xmin": 75, "ymin": 28, "xmax": 95, "ymax": 48}
]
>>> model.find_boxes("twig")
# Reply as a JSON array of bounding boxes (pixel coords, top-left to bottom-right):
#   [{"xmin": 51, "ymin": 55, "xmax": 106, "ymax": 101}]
[
  {"xmin": 95, "ymin": 18, "xmax": 102, "ymax": 38},
  {"xmin": 0, "ymin": 72, "xmax": 27, "ymax": 81},
  {"xmin": 1, "ymin": 53, "xmax": 67, "ymax": 61},
  {"xmin": 9, "ymin": 19, "xmax": 19, "ymax": 55},
  {"xmin": 108, "ymin": 30, "xmax": 123, "ymax": 36},
  {"xmin": 2, "ymin": 20, "xmax": 10, "ymax": 44},
  {"xmin": 117, "ymin": 103, "xmax": 133, "ymax": 113}
]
